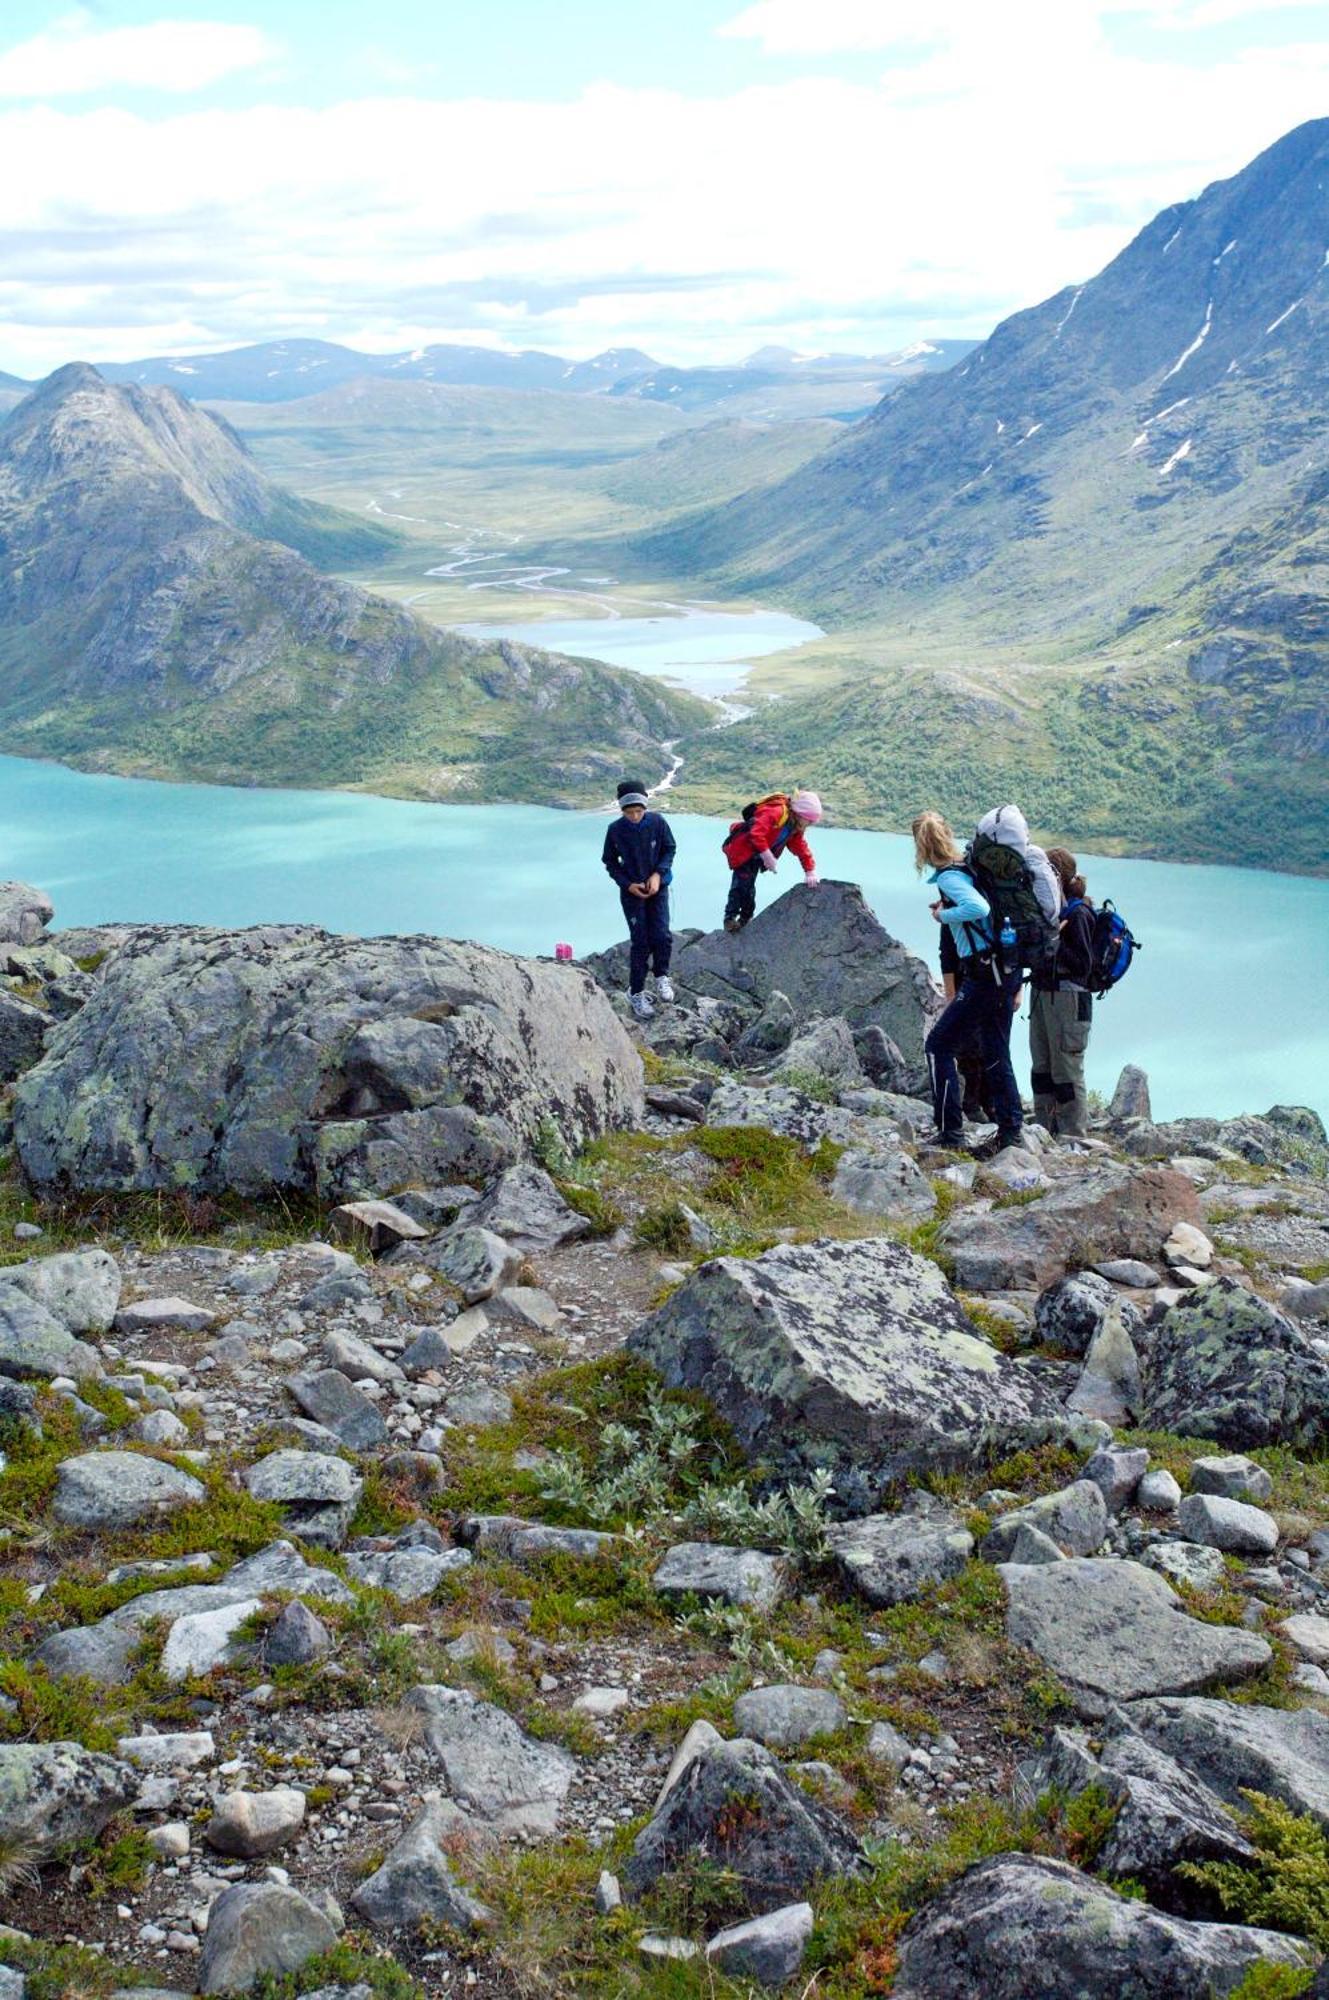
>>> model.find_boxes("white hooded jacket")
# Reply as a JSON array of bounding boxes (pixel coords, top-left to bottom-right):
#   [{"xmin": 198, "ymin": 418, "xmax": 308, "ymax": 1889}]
[{"xmin": 976, "ymin": 805, "xmax": 1063, "ymax": 924}]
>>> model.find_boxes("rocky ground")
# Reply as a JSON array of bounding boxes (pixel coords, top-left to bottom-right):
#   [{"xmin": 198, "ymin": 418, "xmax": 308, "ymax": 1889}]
[{"xmin": 2, "ymin": 878, "xmax": 1329, "ymax": 2000}]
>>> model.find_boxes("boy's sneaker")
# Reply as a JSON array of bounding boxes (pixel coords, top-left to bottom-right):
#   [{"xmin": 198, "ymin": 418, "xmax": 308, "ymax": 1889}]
[
  {"xmin": 723, "ymin": 916, "xmax": 746, "ymax": 934},
  {"xmin": 655, "ymin": 976, "xmax": 675, "ymax": 1003},
  {"xmin": 629, "ymin": 992, "xmax": 655, "ymax": 1020}
]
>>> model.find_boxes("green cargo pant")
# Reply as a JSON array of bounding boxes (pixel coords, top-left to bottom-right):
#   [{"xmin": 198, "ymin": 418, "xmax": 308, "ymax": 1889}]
[{"xmin": 1030, "ymin": 984, "xmax": 1092, "ymax": 1137}]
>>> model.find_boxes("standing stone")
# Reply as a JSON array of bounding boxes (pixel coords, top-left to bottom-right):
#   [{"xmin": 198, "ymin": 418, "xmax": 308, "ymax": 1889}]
[
  {"xmin": 264, "ymin": 1599, "xmax": 333, "ymax": 1668},
  {"xmin": 1067, "ymin": 1308, "xmax": 1142, "ymax": 1426},
  {"xmin": 630, "ymin": 1238, "xmax": 1064, "ymax": 1504},
  {"xmin": 1109, "ymin": 1066, "xmax": 1153, "ymax": 1124},
  {"xmin": 198, "ymin": 1883, "xmax": 336, "ymax": 1994}
]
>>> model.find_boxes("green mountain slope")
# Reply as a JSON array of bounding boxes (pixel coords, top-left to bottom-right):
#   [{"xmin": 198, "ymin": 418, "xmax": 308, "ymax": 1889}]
[{"xmin": 0, "ymin": 365, "xmax": 707, "ymax": 801}]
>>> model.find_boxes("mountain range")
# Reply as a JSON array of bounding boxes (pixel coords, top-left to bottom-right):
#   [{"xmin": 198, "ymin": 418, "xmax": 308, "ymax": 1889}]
[
  {"xmin": 661, "ymin": 118, "xmax": 1329, "ymax": 873},
  {"xmin": 0, "ymin": 365, "xmax": 704, "ymax": 799}
]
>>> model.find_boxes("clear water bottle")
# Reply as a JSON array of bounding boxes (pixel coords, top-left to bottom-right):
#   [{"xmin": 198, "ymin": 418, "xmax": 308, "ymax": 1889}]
[{"xmin": 999, "ymin": 917, "xmax": 1017, "ymax": 957}]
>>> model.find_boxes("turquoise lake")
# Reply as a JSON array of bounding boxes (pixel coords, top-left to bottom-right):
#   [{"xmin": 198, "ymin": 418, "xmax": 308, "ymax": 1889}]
[{"xmin": 2, "ymin": 748, "xmax": 1326, "ymax": 1126}]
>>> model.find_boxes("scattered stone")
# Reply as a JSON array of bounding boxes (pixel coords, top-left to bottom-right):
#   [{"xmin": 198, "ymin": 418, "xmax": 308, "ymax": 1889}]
[
  {"xmin": 1190, "ymin": 1454, "xmax": 1274, "ymax": 1504},
  {"xmin": 574, "ymin": 1688, "xmax": 630, "ymax": 1718},
  {"xmin": 865, "ymin": 1721, "xmax": 914, "ymax": 1771},
  {"xmin": 225, "ymin": 1539, "xmax": 355, "ymax": 1605},
  {"xmin": 399, "ymin": 1325, "xmax": 454, "ymax": 1376},
  {"xmin": 1164, "ymin": 1222, "xmax": 1214, "ymax": 1270},
  {"xmin": 830, "ymin": 1147, "xmax": 937, "ymax": 1221},
  {"xmin": 652, "ymin": 1542, "xmax": 785, "ymax": 1613},
  {"xmin": 1142, "ymin": 1279, "xmax": 1329, "ymax": 1451},
  {"xmin": 52, "ymin": 1451, "xmax": 204, "ymax": 1530},
  {"xmin": 638, "ymin": 1935, "xmax": 698, "ymax": 1964},
  {"xmin": 1177, "ymin": 1492, "xmax": 1279, "ymax": 1556},
  {"xmin": 148, "ymin": 1822, "xmax": 191, "ymax": 1861},
  {"xmin": 1006, "ymin": 1524, "xmax": 1069, "ymax": 1565},
  {"xmin": 351, "ymin": 1799, "xmax": 493, "ymax": 1932},
  {"xmin": 1277, "ymin": 1614, "xmax": 1329, "ymax": 1667},
  {"xmin": 288, "ymin": 1369, "xmax": 388, "ymax": 1450},
  {"xmin": 198, "ymin": 1882, "xmax": 336, "ymax": 1994},
  {"xmin": 0, "ymin": 1742, "xmax": 136, "ymax": 1861},
  {"xmin": 161, "ymin": 1599, "xmax": 261, "ymax": 1682},
  {"xmin": 206, "ymin": 1789, "xmax": 306, "ymax": 1858},
  {"xmin": 114, "ymin": 1297, "xmax": 215, "ymax": 1334},
  {"xmin": 983, "ymin": 1482, "xmax": 1108, "ymax": 1561},
  {"xmin": 344, "ymin": 1547, "xmax": 471, "ymax": 1599},
  {"xmin": 404, "ymin": 1685, "xmax": 576, "ymax": 1837},
  {"xmin": 458, "ymin": 1515, "xmax": 617, "ymax": 1562},
  {"xmin": 731, "ymin": 1686, "xmax": 847, "ymax": 1750},
  {"xmin": 623, "ymin": 1736, "xmax": 862, "ymax": 1912},
  {"xmin": 0, "ymin": 1248, "xmax": 121, "ymax": 1334},
  {"xmin": 707, "ymin": 1902, "xmax": 814, "ymax": 1986},
  {"xmin": 1137, "ymin": 1469, "xmax": 1183, "ymax": 1514},
  {"xmin": 1082, "ymin": 1445, "xmax": 1150, "ymax": 1515},
  {"xmin": 263, "ymin": 1600, "xmax": 333, "ymax": 1668},
  {"xmin": 891, "ymin": 1853, "xmax": 1311, "ymax": 1999},
  {"xmin": 0, "ymin": 1288, "xmax": 101, "ymax": 1384},
  {"xmin": 329, "ymin": 1200, "xmax": 428, "ymax": 1256},
  {"xmin": 595, "ymin": 1870, "xmax": 622, "ymax": 1915},
  {"xmin": 129, "ymin": 1409, "xmax": 190, "ymax": 1448},
  {"xmin": 116, "ymin": 1732, "xmax": 216, "ymax": 1770},
  {"xmin": 1000, "ymin": 1558, "xmax": 1272, "ymax": 1716},
  {"xmin": 242, "ymin": 1452, "xmax": 363, "ymax": 1549},
  {"xmin": 631, "ymin": 1237, "xmax": 1064, "ymax": 1505},
  {"xmin": 442, "ymin": 1383, "xmax": 514, "ymax": 1428},
  {"xmin": 1094, "ymin": 1259, "xmax": 1163, "ymax": 1289},
  {"xmin": 1143, "ymin": 1542, "xmax": 1229, "ymax": 1592},
  {"xmin": 826, "ymin": 1494, "xmax": 973, "ymax": 1606},
  {"xmin": 321, "ymin": 1330, "xmax": 403, "ymax": 1387},
  {"xmin": 430, "ymin": 1228, "xmax": 524, "ymax": 1305},
  {"xmin": 491, "ymin": 1286, "xmax": 562, "ymax": 1332},
  {"xmin": 473, "ymin": 1163, "xmax": 592, "ymax": 1253}
]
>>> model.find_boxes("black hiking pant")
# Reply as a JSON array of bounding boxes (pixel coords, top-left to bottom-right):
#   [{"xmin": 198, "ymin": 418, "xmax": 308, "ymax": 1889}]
[
  {"xmin": 724, "ymin": 859, "xmax": 761, "ymax": 929},
  {"xmin": 621, "ymin": 887, "xmax": 672, "ymax": 994},
  {"xmin": 926, "ymin": 964, "xmax": 1023, "ymax": 1144}
]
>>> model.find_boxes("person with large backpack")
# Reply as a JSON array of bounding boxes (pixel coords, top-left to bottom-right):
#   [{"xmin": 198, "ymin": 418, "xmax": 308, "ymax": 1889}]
[
  {"xmin": 1030, "ymin": 846, "xmax": 1095, "ymax": 1137},
  {"xmin": 721, "ymin": 789, "xmax": 822, "ymax": 932},
  {"xmin": 912, "ymin": 810, "xmax": 1024, "ymax": 1155}
]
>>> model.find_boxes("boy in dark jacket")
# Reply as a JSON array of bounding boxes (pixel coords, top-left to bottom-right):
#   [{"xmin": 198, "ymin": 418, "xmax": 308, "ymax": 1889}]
[{"xmin": 602, "ymin": 780, "xmax": 676, "ymax": 1020}]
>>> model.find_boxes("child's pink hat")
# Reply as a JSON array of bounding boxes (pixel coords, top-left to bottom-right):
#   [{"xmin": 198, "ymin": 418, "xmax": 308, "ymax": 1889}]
[{"xmin": 791, "ymin": 789, "xmax": 823, "ymax": 822}]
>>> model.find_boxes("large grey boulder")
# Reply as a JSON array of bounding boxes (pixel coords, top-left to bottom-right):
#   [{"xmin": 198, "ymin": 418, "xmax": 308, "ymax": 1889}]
[
  {"xmin": 0, "ymin": 1249, "xmax": 121, "ymax": 1334},
  {"xmin": 1117, "ymin": 1697, "xmax": 1329, "ymax": 1828},
  {"xmin": 199, "ymin": 1883, "xmax": 337, "ymax": 1994},
  {"xmin": 403, "ymin": 1685, "xmax": 576, "ymax": 1837},
  {"xmin": 351, "ymin": 1800, "xmax": 493, "ymax": 1932},
  {"xmin": 472, "ymin": 1163, "xmax": 592, "ymax": 1253},
  {"xmin": 590, "ymin": 883, "xmax": 939, "ymax": 1088},
  {"xmin": 1177, "ymin": 1492, "xmax": 1278, "ymax": 1556},
  {"xmin": 52, "ymin": 1450, "xmax": 204, "ymax": 1530},
  {"xmin": 12, "ymin": 925, "xmax": 643, "ymax": 1199},
  {"xmin": 0, "ymin": 992, "xmax": 47, "ymax": 1083},
  {"xmin": 827, "ymin": 1493, "xmax": 973, "ymax": 1606},
  {"xmin": 0, "ymin": 1288, "xmax": 101, "ymax": 1384},
  {"xmin": 622, "ymin": 1736, "xmax": 862, "ymax": 1912},
  {"xmin": 0, "ymin": 1741, "xmax": 136, "ymax": 1860},
  {"xmin": 939, "ymin": 1165, "xmax": 1201, "ymax": 1292},
  {"xmin": 891, "ymin": 1853, "xmax": 1312, "ymax": 1999},
  {"xmin": 630, "ymin": 1238, "xmax": 1065, "ymax": 1505},
  {"xmin": 0, "ymin": 881, "xmax": 54, "ymax": 945},
  {"xmin": 1000, "ymin": 1559, "xmax": 1271, "ymax": 1716},
  {"xmin": 1142, "ymin": 1278, "xmax": 1329, "ymax": 1450}
]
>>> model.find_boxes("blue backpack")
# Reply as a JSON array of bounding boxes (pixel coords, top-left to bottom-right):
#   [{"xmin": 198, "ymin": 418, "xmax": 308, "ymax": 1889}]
[{"xmin": 1066, "ymin": 897, "xmax": 1139, "ymax": 995}]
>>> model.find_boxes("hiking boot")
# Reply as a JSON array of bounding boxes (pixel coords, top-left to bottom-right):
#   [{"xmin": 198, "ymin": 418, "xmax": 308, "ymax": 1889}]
[
  {"xmin": 920, "ymin": 1129, "xmax": 965, "ymax": 1152},
  {"xmin": 629, "ymin": 992, "xmax": 655, "ymax": 1021},
  {"xmin": 655, "ymin": 976, "xmax": 675, "ymax": 1003},
  {"xmin": 968, "ymin": 1131, "xmax": 1023, "ymax": 1161}
]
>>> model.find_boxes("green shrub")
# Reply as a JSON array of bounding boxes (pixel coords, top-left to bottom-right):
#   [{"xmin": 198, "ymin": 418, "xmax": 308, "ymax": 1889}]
[{"xmin": 1180, "ymin": 1791, "xmax": 1329, "ymax": 1946}]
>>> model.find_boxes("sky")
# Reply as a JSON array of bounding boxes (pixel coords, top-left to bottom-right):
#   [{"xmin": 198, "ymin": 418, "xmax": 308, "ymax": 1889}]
[{"xmin": 0, "ymin": 0, "xmax": 1328, "ymax": 374}]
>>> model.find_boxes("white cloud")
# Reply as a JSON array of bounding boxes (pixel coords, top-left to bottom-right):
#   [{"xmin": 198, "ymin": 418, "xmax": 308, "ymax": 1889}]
[
  {"xmin": 716, "ymin": 0, "xmax": 1329, "ymax": 53},
  {"xmin": 0, "ymin": 14, "xmax": 1326, "ymax": 372},
  {"xmin": 0, "ymin": 11, "xmax": 275, "ymax": 98}
]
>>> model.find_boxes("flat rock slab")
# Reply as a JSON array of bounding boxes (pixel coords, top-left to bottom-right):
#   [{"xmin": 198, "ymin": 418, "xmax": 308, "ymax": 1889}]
[
  {"xmin": 939, "ymin": 1164, "xmax": 1200, "ymax": 1293},
  {"xmin": 161, "ymin": 1599, "xmax": 260, "ymax": 1682},
  {"xmin": 52, "ymin": 1451, "xmax": 204, "ymax": 1530},
  {"xmin": 732, "ymin": 1685, "xmax": 847, "ymax": 1749},
  {"xmin": 630, "ymin": 1237, "xmax": 1065, "ymax": 1504},
  {"xmin": 1118, "ymin": 1697, "xmax": 1329, "ymax": 1828},
  {"xmin": 1000, "ymin": 1558, "xmax": 1271, "ymax": 1717},
  {"xmin": 827, "ymin": 1496, "xmax": 973, "ymax": 1606},
  {"xmin": 329, "ymin": 1199, "xmax": 428, "ymax": 1255},
  {"xmin": 224, "ymin": 1539, "xmax": 355, "ymax": 1605},
  {"xmin": 344, "ymin": 1547, "xmax": 471, "ymax": 1599},
  {"xmin": 830, "ymin": 1147, "xmax": 937, "ymax": 1221},
  {"xmin": 457, "ymin": 1514, "xmax": 618, "ymax": 1563},
  {"xmin": 12, "ymin": 925, "xmax": 643, "ymax": 1201},
  {"xmin": 115, "ymin": 1296, "xmax": 216, "ymax": 1333},
  {"xmin": 117, "ymin": 1732, "xmax": 216, "ymax": 1770},
  {"xmin": 1142, "ymin": 1278, "xmax": 1329, "ymax": 1451},
  {"xmin": 652, "ymin": 1542, "xmax": 786, "ymax": 1612},
  {"xmin": 0, "ymin": 1248, "xmax": 121, "ymax": 1334},
  {"xmin": 242, "ymin": 1451, "xmax": 362, "ymax": 1549},
  {"xmin": 892, "ymin": 1853, "xmax": 1312, "ymax": 1999},
  {"xmin": 404, "ymin": 1685, "xmax": 576, "ymax": 1838},
  {"xmin": 707, "ymin": 1902, "xmax": 813, "ymax": 1985}
]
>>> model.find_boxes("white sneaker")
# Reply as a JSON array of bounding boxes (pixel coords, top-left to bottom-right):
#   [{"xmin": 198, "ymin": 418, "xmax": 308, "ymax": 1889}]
[
  {"xmin": 629, "ymin": 992, "xmax": 655, "ymax": 1020},
  {"xmin": 655, "ymin": 976, "xmax": 675, "ymax": 1003}
]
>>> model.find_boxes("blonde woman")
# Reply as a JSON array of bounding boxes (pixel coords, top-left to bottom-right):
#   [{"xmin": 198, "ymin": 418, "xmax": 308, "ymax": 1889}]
[{"xmin": 913, "ymin": 810, "xmax": 1024, "ymax": 1154}]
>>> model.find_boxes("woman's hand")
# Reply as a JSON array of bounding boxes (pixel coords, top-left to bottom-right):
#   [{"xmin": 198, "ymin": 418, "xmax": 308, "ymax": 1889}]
[{"xmin": 646, "ymin": 872, "xmax": 661, "ymax": 896}]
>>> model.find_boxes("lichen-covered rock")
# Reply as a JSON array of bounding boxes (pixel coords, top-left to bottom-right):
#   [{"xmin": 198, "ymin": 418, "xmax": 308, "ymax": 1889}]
[
  {"xmin": 826, "ymin": 1494, "xmax": 973, "ymax": 1605},
  {"xmin": 403, "ymin": 1685, "xmax": 576, "ymax": 1837},
  {"xmin": 940, "ymin": 1165, "xmax": 1201, "ymax": 1293},
  {"xmin": 12, "ymin": 924, "xmax": 643, "ymax": 1198},
  {"xmin": 1142, "ymin": 1278, "xmax": 1329, "ymax": 1449},
  {"xmin": 1117, "ymin": 1698, "xmax": 1329, "ymax": 1828},
  {"xmin": 731, "ymin": 1686, "xmax": 847, "ymax": 1750},
  {"xmin": 471, "ymin": 1163, "xmax": 592, "ymax": 1253},
  {"xmin": 351, "ymin": 1800, "xmax": 493, "ymax": 1932},
  {"xmin": 0, "ymin": 881, "xmax": 54, "ymax": 946},
  {"xmin": 241, "ymin": 1451, "xmax": 362, "ymax": 1548},
  {"xmin": 0, "ymin": 1741, "xmax": 136, "ymax": 1860},
  {"xmin": 0, "ymin": 1287, "xmax": 101, "ymax": 1383},
  {"xmin": 891, "ymin": 1853, "xmax": 1312, "ymax": 1999},
  {"xmin": 983, "ymin": 1481, "xmax": 1108, "ymax": 1560},
  {"xmin": 652, "ymin": 1542, "xmax": 786, "ymax": 1612},
  {"xmin": 198, "ymin": 1883, "xmax": 336, "ymax": 1994},
  {"xmin": 830, "ymin": 1145, "xmax": 937, "ymax": 1222},
  {"xmin": 52, "ymin": 1450, "xmax": 204, "ymax": 1529},
  {"xmin": 629, "ymin": 1238, "xmax": 1065, "ymax": 1505},
  {"xmin": 0, "ymin": 990, "xmax": 48, "ymax": 1082},
  {"xmin": 622, "ymin": 1736, "xmax": 862, "ymax": 1913},
  {"xmin": 1000, "ymin": 1559, "xmax": 1271, "ymax": 1716},
  {"xmin": 0, "ymin": 1249, "xmax": 122, "ymax": 1335}
]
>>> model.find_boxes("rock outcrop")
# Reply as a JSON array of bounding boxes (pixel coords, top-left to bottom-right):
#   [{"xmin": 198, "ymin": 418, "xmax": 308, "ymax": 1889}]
[
  {"xmin": 1142, "ymin": 1278, "xmax": 1329, "ymax": 1449},
  {"xmin": 939, "ymin": 1164, "xmax": 1201, "ymax": 1292},
  {"xmin": 630, "ymin": 1237, "xmax": 1066, "ymax": 1504},
  {"xmin": 13, "ymin": 924, "xmax": 643, "ymax": 1197}
]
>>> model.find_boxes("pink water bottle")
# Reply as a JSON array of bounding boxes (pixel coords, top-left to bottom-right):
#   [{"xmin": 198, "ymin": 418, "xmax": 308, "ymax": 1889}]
[{"xmin": 555, "ymin": 942, "xmax": 574, "ymax": 962}]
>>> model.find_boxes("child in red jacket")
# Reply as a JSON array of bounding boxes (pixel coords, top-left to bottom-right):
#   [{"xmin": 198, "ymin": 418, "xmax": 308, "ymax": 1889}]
[{"xmin": 721, "ymin": 789, "xmax": 823, "ymax": 932}]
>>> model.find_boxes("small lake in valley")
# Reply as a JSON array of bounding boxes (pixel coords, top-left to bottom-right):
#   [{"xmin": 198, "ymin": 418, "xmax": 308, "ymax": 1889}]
[{"xmin": 456, "ymin": 606, "xmax": 824, "ymax": 701}]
